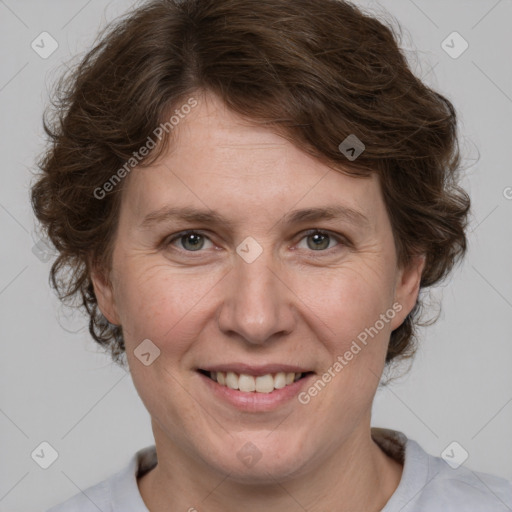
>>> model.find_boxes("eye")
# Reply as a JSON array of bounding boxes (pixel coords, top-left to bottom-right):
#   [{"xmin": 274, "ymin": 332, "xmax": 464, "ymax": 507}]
[
  {"xmin": 165, "ymin": 229, "xmax": 347, "ymax": 255},
  {"xmin": 167, "ymin": 230, "xmax": 214, "ymax": 252},
  {"xmin": 296, "ymin": 229, "xmax": 345, "ymax": 253}
]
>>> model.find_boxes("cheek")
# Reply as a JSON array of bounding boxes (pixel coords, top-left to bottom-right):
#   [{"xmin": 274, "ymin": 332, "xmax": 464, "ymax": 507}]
[
  {"xmin": 113, "ymin": 260, "xmax": 220, "ymax": 352},
  {"xmin": 298, "ymin": 266, "xmax": 396, "ymax": 420},
  {"xmin": 297, "ymin": 262, "xmax": 397, "ymax": 350}
]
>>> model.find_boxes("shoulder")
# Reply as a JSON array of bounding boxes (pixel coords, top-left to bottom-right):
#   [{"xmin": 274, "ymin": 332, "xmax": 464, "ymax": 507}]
[
  {"xmin": 46, "ymin": 479, "xmax": 111, "ymax": 512},
  {"xmin": 372, "ymin": 428, "xmax": 512, "ymax": 512},
  {"xmin": 45, "ymin": 445, "xmax": 157, "ymax": 512},
  {"xmin": 414, "ymin": 451, "xmax": 512, "ymax": 511}
]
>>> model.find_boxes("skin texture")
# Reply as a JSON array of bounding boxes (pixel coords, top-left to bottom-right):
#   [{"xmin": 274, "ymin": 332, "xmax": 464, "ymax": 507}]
[{"xmin": 92, "ymin": 91, "xmax": 425, "ymax": 511}]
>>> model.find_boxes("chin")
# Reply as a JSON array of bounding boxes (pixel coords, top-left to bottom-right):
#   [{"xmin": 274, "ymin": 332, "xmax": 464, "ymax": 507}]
[{"xmin": 198, "ymin": 434, "xmax": 315, "ymax": 484}]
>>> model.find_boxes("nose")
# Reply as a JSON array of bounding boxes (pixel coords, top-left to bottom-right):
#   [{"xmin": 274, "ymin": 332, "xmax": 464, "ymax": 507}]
[{"xmin": 216, "ymin": 249, "xmax": 296, "ymax": 346}]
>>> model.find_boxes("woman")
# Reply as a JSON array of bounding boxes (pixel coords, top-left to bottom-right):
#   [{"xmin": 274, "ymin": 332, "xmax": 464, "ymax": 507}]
[{"xmin": 32, "ymin": 0, "xmax": 512, "ymax": 510}]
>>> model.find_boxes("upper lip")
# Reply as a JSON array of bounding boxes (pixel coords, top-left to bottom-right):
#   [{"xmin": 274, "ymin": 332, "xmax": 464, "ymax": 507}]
[{"xmin": 198, "ymin": 363, "xmax": 313, "ymax": 376}]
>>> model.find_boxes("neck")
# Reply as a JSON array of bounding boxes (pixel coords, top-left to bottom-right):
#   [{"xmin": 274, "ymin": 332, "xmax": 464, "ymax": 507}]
[{"xmin": 138, "ymin": 422, "xmax": 402, "ymax": 512}]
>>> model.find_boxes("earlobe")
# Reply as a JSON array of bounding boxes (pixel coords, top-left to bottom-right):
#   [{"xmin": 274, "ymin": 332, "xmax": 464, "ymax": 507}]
[
  {"xmin": 390, "ymin": 254, "xmax": 426, "ymax": 331},
  {"xmin": 90, "ymin": 264, "xmax": 121, "ymax": 326}
]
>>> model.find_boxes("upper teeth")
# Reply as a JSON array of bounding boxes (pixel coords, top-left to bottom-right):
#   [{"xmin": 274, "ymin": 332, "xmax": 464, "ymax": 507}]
[{"xmin": 210, "ymin": 371, "xmax": 302, "ymax": 393}]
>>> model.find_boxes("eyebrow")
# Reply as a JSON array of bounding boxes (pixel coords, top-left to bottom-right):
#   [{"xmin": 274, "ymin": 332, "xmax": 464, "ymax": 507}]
[{"xmin": 138, "ymin": 205, "xmax": 369, "ymax": 230}]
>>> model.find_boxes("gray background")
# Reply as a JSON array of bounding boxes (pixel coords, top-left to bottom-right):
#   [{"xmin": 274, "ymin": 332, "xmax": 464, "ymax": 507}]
[{"xmin": 1, "ymin": 0, "xmax": 511, "ymax": 510}]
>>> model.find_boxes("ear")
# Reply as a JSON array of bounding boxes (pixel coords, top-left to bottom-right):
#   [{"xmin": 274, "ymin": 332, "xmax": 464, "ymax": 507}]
[
  {"xmin": 390, "ymin": 254, "xmax": 426, "ymax": 331},
  {"xmin": 90, "ymin": 260, "xmax": 121, "ymax": 326}
]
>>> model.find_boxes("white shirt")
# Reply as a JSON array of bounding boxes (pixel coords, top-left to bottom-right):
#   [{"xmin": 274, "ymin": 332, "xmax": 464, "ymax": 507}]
[{"xmin": 46, "ymin": 428, "xmax": 512, "ymax": 511}]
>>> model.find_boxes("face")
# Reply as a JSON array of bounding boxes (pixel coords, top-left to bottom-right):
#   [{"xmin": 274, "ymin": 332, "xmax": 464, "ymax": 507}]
[{"xmin": 92, "ymin": 92, "xmax": 423, "ymax": 482}]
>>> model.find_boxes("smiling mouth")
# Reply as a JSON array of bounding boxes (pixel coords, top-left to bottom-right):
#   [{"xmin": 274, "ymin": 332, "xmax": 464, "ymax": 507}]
[{"xmin": 198, "ymin": 370, "xmax": 313, "ymax": 393}]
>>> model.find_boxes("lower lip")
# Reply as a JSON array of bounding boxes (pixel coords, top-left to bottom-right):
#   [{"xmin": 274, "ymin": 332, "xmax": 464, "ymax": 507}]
[{"xmin": 197, "ymin": 372, "xmax": 315, "ymax": 412}]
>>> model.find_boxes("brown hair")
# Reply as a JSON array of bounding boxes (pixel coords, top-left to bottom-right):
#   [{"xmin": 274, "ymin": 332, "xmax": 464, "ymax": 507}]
[{"xmin": 31, "ymin": 0, "xmax": 470, "ymax": 367}]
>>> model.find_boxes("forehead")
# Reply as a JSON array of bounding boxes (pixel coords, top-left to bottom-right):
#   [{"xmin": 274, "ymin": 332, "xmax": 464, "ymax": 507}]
[{"xmin": 120, "ymin": 93, "xmax": 383, "ymax": 228}]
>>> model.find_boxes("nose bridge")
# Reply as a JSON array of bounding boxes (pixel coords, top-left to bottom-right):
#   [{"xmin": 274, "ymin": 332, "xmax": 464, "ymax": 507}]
[{"xmin": 217, "ymin": 240, "xmax": 294, "ymax": 344}]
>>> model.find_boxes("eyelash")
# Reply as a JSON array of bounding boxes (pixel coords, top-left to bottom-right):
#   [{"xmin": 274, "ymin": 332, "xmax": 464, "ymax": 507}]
[{"xmin": 165, "ymin": 229, "xmax": 349, "ymax": 257}]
